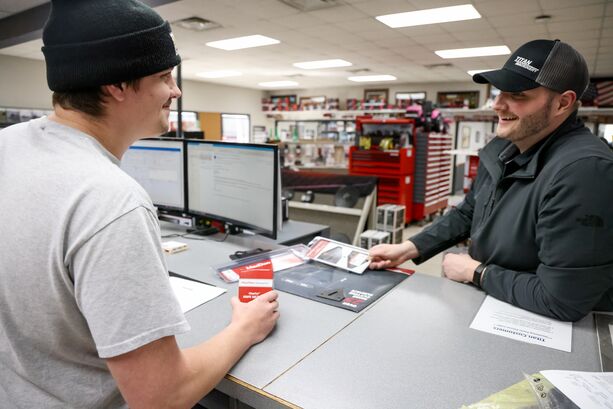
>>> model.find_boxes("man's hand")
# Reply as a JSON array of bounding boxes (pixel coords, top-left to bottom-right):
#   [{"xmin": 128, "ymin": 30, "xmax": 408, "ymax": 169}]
[
  {"xmin": 369, "ymin": 240, "xmax": 419, "ymax": 270},
  {"xmin": 229, "ymin": 290, "xmax": 279, "ymax": 346},
  {"xmin": 442, "ymin": 253, "xmax": 481, "ymax": 284}
]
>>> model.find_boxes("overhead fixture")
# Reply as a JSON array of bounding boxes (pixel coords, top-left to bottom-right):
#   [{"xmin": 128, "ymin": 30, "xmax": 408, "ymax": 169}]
[
  {"xmin": 467, "ymin": 69, "xmax": 494, "ymax": 76},
  {"xmin": 423, "ymin": 63, "xmax": 453, "ymax": 69},
  {"xmin": 534, "ymin": 14, "xmax": 552, "ymax": 23},
  {"xmin": 348, "ymin": 75, "xmax": 397, "ymax": 82},
  {"xmin": 174, "ymin": 16, "xmax": 221, "ymax": 31},
  {"xmin": 293, "ymin": 59, "xmax": 352, "ymax": 69},
  {"xmin": 376, "ymin": 4, "xmax": 481, "ymax": 28},
  {"xmin": 435, "ymin": 45, "xmax": 511, "ymax": 59},
  {"xmin": 196, "ymin": 70, "xmax": 243, "ymax": 78},
  {"xmin": 258, "ymin": 80, "xmax": 299, "ymax": 87},
  {"xmin": 347, "ymin": 68, "xmax": 371, "ymax": 74},
  {"xmin": 278, "ymin": 0, "xmax": 340, "ymax": 11},
  {"xmin": 206, "ymin": 35, "xmax": 280, "ymax": 51}
]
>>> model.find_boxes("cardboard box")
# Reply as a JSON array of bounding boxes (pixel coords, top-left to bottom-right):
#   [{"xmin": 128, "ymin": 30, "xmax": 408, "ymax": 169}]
[
  {"xmin": 359, "ymin": 229, "xmax": 376, "ymax": 249},
  {"xmin": 390, "ymin": 227, "xmax": 404, "ymax": 244},
  {"xmin": 385, "ymin": 205, "xmax": 406, "ymax": 230},
  {"xmin": 371, "ymin": 231, "xmax": 391, "ymax": 246},
  {"xmin": 376, "ymin": 204, "xmax": 392, "ymax": 230}
]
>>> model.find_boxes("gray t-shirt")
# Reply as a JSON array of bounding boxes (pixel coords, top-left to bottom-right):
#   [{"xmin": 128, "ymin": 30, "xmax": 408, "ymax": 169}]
[{"xmin": 0, "ymin": 117, "xmax": 190, "ymax": 408}]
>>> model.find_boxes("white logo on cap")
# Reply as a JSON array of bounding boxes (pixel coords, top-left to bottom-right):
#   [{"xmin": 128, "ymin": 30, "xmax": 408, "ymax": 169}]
[
  {"xmin": 169, "ymin": 32, "xmax": 179, "ymax": 55},
  {"xmin": 514, "ymin": 56, "xmax": 539, "ymax": 73}
]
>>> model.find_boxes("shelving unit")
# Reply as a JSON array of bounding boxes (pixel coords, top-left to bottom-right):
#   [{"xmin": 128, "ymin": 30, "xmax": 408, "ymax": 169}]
[{"xmin": 276, "ymin": 119, "xmax": 356, "ymax": 168}]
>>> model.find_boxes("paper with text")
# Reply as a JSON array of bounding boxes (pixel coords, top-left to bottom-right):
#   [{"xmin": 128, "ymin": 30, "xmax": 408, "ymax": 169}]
[
  {"xmin": 470, "ymin": 296, "xmax": 572, "ymax": 352},
  {"xmin": 541, "ymin": 370, "xmax": 613, "ymax": 409},
  {"xmin": 169, "ymin": 276, "xmax": 226, "ymax": 313}
]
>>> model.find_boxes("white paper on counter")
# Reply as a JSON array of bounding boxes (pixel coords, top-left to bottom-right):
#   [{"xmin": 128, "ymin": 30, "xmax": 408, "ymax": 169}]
[
  {"xmin": 470, "ymin": 296, "xmax": 572, "ymax": 352},
  {"xmin": 541, "ymin": 370, "xmax": 613, "ymax": 409},
  {"xmin": 169, "ymin": 276, "xmax": 226, "ymax": 313}
]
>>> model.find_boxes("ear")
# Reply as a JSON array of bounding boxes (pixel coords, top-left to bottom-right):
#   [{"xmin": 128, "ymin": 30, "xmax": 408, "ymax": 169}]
[
  {"xmin": 102, "ymin": 83, "xmax": 129, "ymax": 102},
  {"xmin": 555, "ymin": 90, "xmax": 577, "ymax": 115}
]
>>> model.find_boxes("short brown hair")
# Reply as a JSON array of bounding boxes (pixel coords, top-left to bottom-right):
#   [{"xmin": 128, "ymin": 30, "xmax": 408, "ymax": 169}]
[{"xmin": 51, "ymin": 79, "xmax": 141, "ymax": 118}]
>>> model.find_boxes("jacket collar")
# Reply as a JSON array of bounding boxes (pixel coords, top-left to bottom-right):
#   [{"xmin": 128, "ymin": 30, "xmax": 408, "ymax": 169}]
[{"xmin": 480, "ymin": 110, "xmax": 583, "ymax": 180}]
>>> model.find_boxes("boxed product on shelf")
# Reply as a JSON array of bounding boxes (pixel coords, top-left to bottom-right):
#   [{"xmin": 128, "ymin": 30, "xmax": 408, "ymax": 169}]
[
  {"xmin": 390, "ymin": 227, "xmax": 404, "ymax": 244},
  {"xmin": 386, "ymin": 205, "xmax": 405, "ymax": 230},
  {"xmin": 359, "ymin": 229, "xmax": 376, "ymax": 249},
  {"xmin": 372, "ymin": 230, "xmax": 391, "ymax": 246},
  {"xmin": 359, "ymin": 229, "xmax": 391, "ymax": 249},
  {"xmin": 376, "ymin": 204, "xmax": 405, "ymax": 231},
  {"xmin": 376, "ymin": 204, "xmax": 392, "ymax": 230}
]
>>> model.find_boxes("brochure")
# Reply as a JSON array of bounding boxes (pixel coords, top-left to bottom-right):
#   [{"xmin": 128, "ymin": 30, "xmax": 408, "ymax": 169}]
[{"xmin": 306, "ymin": 236, "xmax": 370, "ymax": 274}]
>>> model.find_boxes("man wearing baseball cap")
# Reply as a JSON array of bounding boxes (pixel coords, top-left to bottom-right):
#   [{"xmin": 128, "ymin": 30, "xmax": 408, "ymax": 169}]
[
  {"xmin": 0, "ymin": 1, "xmax": 279, "ymax": 408},
  {"xmin": 370, "ymin": 39, "xmax": 613, "ymax": 322}
]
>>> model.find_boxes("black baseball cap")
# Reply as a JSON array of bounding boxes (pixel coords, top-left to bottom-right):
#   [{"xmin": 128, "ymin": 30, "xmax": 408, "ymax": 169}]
[{"xmin": 473, "ymin": 39, "xmax": 589, "ymax": 98}]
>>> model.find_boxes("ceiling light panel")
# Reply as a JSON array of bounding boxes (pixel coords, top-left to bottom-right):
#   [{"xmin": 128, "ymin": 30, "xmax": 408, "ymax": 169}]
[
  {"xmin": 435, "ymin": 46, "xmax": 511, "ymax": 59},
  {"xmin": 347, "ymin": 75, "xmax": 397, "ymax": 82},
  {"xmin": 206, "ymin": 35, "xmax": 280, "ymax": 51},
  {"xmin": 376, "ymin": 4, "xmax": 481, "ymax": 28},
  {"xmin": 293, "ymin": 59, "xmax": 353, "ymax": 69}
]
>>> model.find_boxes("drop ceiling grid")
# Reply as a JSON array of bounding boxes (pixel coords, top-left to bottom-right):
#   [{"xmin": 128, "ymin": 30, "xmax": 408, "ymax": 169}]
[{"xmin": 0, "ymin": 0, "xmax": 612, "ymax": 89}]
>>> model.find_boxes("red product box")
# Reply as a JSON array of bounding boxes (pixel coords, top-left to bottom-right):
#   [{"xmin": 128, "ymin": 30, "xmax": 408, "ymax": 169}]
[{"xmin": 235, "ymin": 259, "xmax": 274, "ymax": 303}]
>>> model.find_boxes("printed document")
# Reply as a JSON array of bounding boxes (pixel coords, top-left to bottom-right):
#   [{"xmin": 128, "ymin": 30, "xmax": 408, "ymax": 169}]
[
  {"xmin": 470, "ymin": 296, "xmax": 572, "ymax": 352},
  {"xmin": 541, "ymin": 370, "xmax": 613, "ymax": 409},
  {"xmin": 169, "ymin": 276, "xmax": 226, "ymax": 313}
]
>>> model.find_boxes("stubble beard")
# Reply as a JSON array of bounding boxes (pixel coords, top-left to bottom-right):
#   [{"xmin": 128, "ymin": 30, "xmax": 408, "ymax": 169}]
[{"xmin": 497, "ymin": 97, "xmax": 553, "ymax": 145}]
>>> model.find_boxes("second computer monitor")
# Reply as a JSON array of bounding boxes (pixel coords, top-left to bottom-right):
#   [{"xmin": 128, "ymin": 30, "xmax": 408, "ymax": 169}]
[{"xmin": 186, "ymin": 140, "xmax": 278, "ymax": 239}]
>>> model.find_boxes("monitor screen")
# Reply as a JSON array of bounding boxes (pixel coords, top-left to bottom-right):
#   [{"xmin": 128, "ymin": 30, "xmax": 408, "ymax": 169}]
[
  {"xmin": 121, "ymin": 139, "xmax": 185, "ymax": 211},
  {"xmin": 186, "ymin": 140, "xmax": 278, "ymax": 238}
]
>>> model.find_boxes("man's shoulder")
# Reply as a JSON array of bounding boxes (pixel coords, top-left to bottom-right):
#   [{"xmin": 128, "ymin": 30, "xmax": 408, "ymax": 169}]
[{"xmin": 550, "ymin": 125, "xmax": 613, "ymax": 164}]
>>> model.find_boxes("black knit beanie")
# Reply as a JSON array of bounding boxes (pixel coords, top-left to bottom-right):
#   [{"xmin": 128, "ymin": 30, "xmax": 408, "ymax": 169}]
[{"xmin": 41, "ymin": 0, "xmax": 181, "ymax": 92}]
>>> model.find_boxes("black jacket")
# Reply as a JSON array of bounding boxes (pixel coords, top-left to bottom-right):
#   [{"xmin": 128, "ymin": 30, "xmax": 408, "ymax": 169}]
[{"xmin": 410, "ymin": 112, "xmax": 613, "ymax": 321}]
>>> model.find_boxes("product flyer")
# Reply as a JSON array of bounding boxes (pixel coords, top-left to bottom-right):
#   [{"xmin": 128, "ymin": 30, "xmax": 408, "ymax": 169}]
[{"xmin": 306, "ymin": 236, "xmax": 370, "ymax": 274}]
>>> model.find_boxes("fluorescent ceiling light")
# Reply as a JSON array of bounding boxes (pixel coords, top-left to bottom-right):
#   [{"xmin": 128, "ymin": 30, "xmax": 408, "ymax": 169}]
[
  {"xmin": 348, "ymin": 75, "xmax": 397, "ymax": 82},
  {"xmin": 467, "ymin": 69, "xmax": 494, "ymax": 76},
  {"xmin": 196, "ymin": 70, "xmax": 243, "ymax": 78},
  {"xmin": 435, "ymin": 46, "xmax": 511, "ymax": 59},
  {"xmin": 376, "ymin": 4, "xmax": 480, "ymax": 28},
  {"xmin": 293, "ymin": 59, "xmax": 352, "ymax": 69},
  {"xmin": 206, "ymin": 35, "xmax": 280, "ymax": 51},
  {"xmin": 258, "ymin": 81, "xmax": 299, "ymax": 87}
]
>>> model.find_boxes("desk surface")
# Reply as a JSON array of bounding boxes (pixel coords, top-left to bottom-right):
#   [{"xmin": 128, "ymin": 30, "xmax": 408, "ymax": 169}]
[{"xmin": 165, "ymin": 231, "xmax": 599, "ymax": 409}]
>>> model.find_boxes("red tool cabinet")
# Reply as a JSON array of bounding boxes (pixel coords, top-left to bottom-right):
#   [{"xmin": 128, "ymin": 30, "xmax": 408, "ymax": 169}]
[{"xmin": 349, "ymin": 117, "xmax": 453, "ymax": 223}]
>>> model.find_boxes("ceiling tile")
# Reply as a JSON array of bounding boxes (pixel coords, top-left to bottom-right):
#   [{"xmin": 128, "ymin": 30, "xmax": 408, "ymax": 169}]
[
  {"xmin": 350, "ymin": 0, "xmax": 416, "ymax": 16},
  {"xmin": 473, "ymin": 0, "xmax": 541, "ymax": 16},
  {"xmin": 545, "ymin": 3, "xmax": 606, "ymax": 21},
  {"xmin": 307, "ymin": 5, "xmax": 368, "ymax": 23}
]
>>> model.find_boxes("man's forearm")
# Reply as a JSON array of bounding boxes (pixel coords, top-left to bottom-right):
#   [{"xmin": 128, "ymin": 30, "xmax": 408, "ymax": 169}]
[{"xmin": 170, "ymin": 323, "xmax": 254, "ymax": 408}]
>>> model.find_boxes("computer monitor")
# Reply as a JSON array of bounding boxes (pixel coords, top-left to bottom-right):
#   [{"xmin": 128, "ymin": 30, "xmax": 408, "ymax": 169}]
[
  {"xmin": 120, "ymin": 138, "xmax": 185, "ymax": 212},
  {"xmin": 186, "ymin": 140, "xmax": 278, "ymax": 239}
]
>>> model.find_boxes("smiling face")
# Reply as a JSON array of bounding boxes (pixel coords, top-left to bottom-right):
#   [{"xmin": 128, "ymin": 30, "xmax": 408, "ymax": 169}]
[
  {"xmin": 126, "ymin": 68, "xmax": 182, "ymax": 138},
  {"xmin": 492, "ymin": 87, "xmax": 560, "ymax": 152}
]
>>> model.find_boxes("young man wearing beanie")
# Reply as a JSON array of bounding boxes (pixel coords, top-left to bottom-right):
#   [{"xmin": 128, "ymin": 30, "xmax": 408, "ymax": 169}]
[
  {"xmin": 370, "ymin": 39, "xmax": 613, "ymax": 322},
  {"xmin": 0, "ymin": 1, "xmax": 279, "ymax": 408}
]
